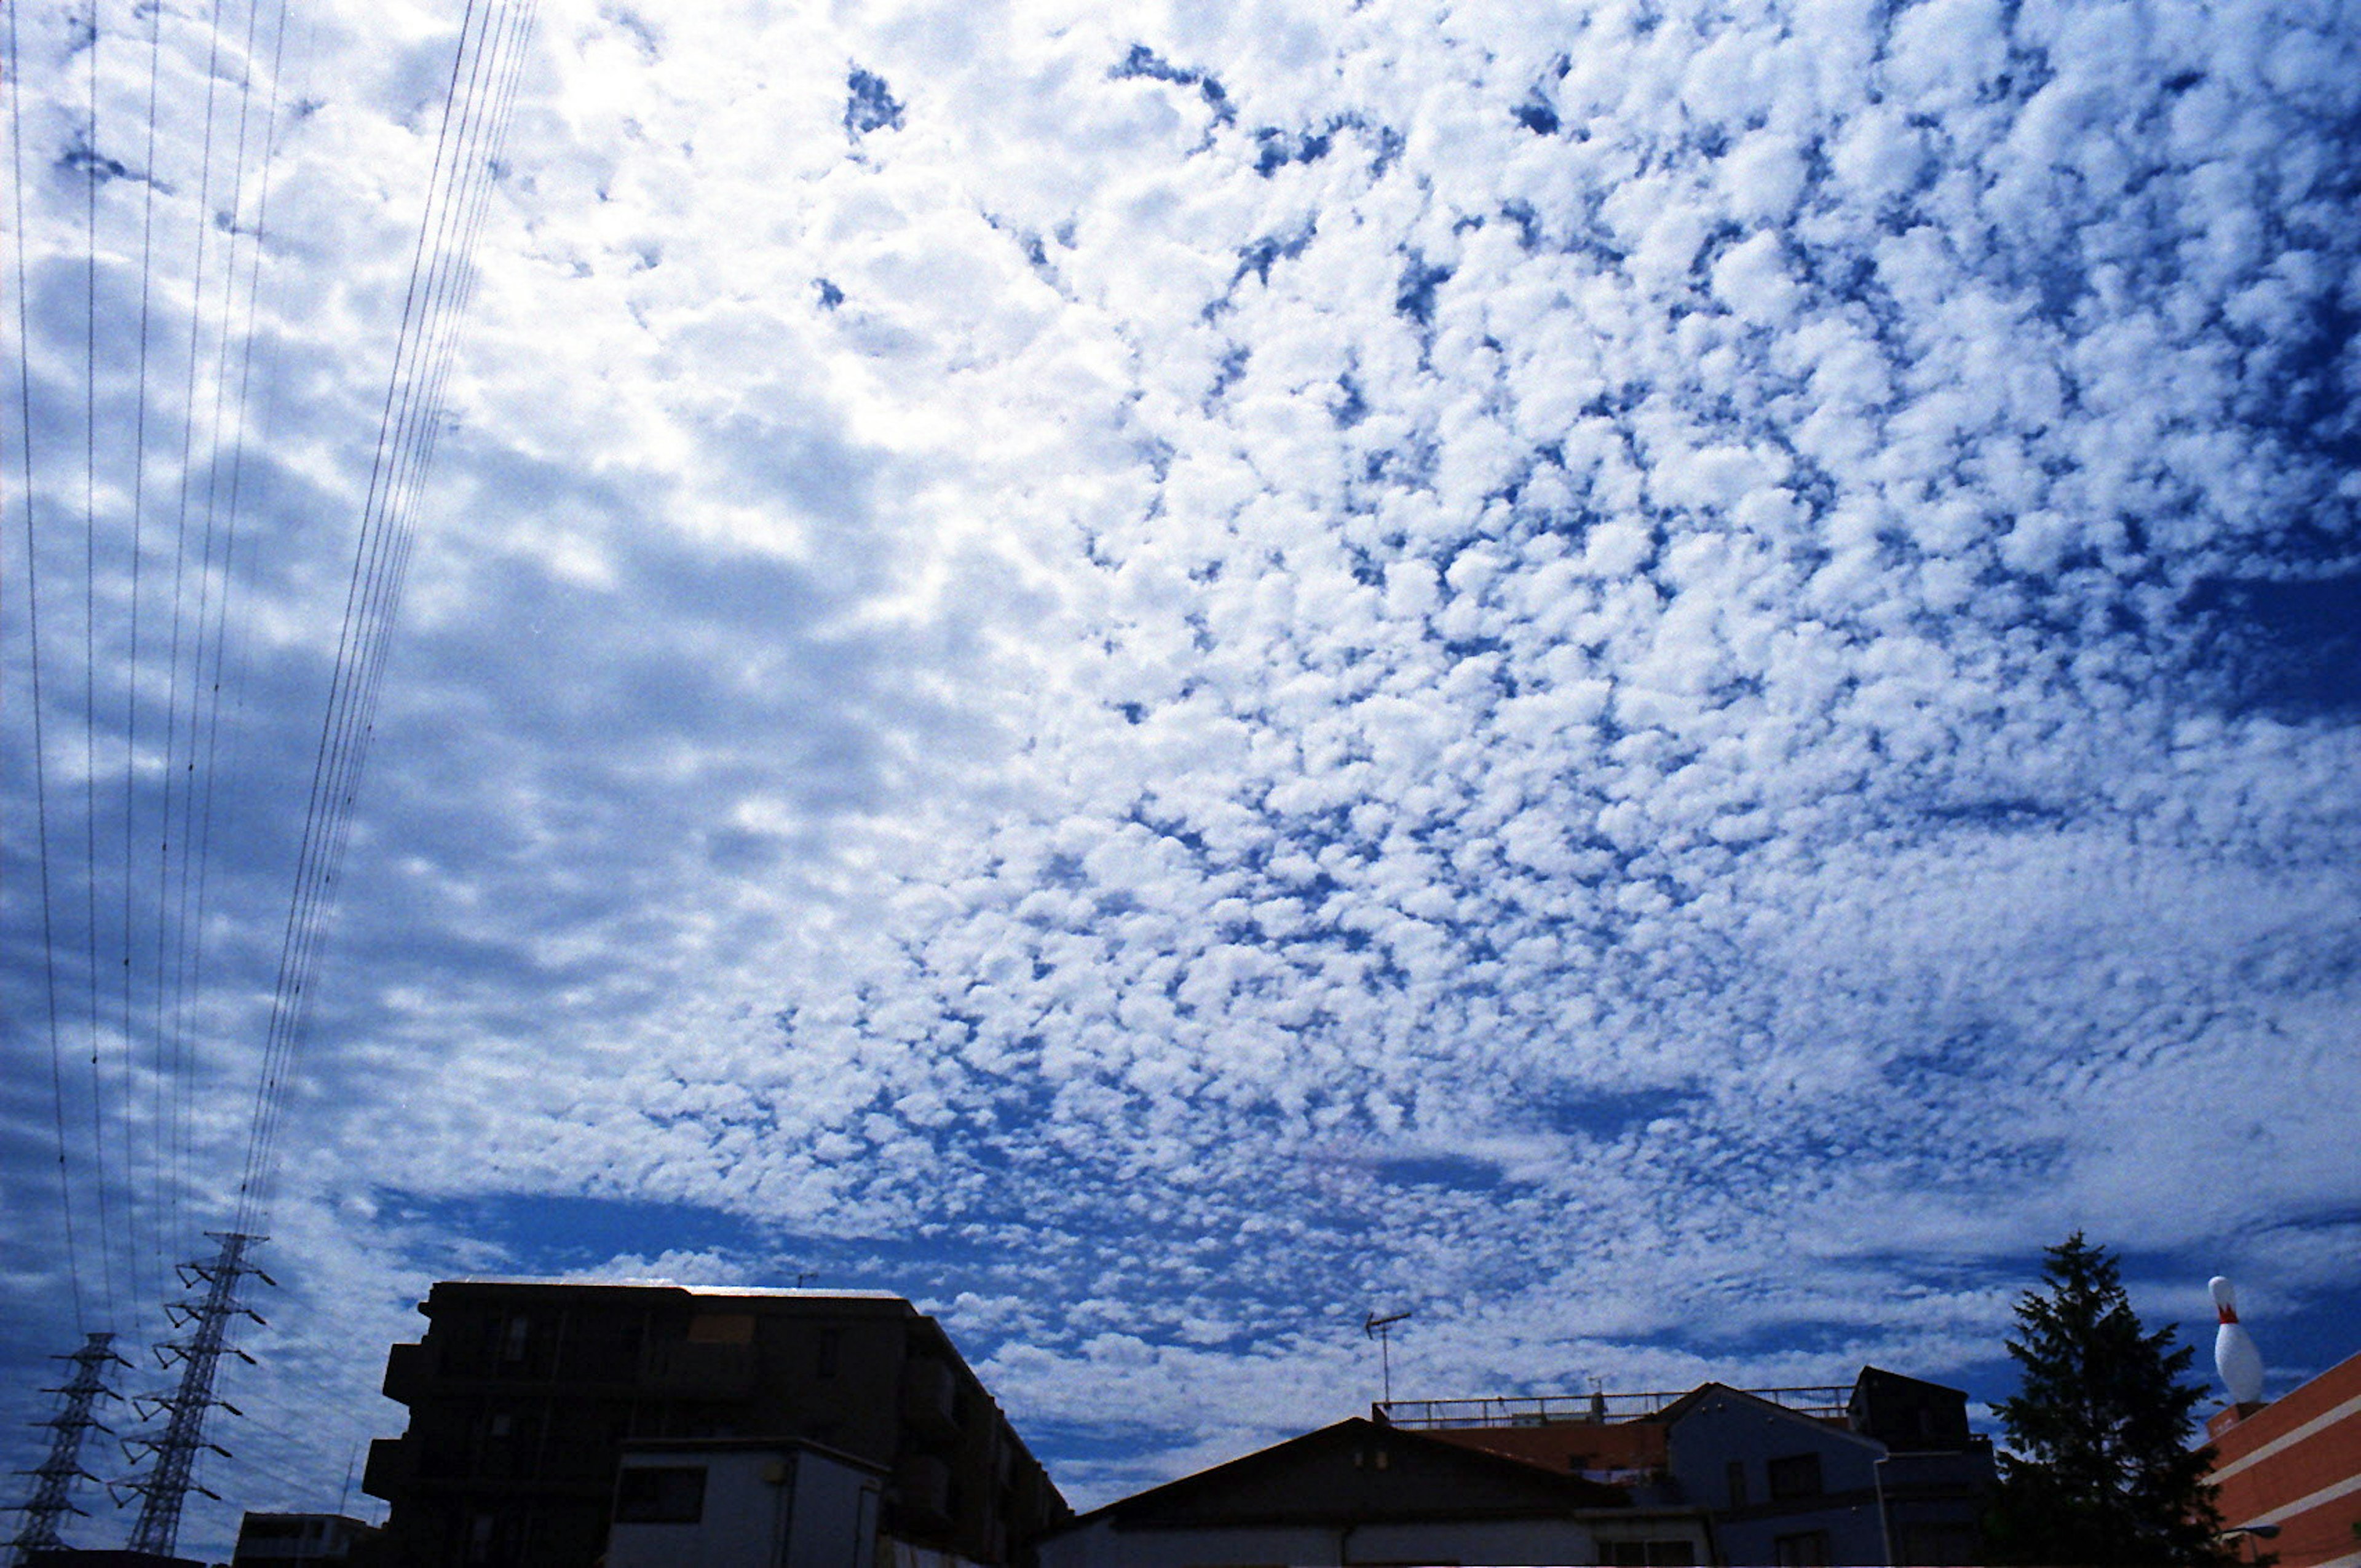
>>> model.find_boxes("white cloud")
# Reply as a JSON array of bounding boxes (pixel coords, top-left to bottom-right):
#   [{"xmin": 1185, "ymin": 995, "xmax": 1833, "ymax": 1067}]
[{"xmin": 5, "ymin": 0, "xmax": 2359, "ymax": 1546}]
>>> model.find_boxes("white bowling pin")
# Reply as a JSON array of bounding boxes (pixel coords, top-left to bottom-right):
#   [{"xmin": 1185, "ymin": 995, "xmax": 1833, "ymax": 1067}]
[{"xmin": 2211, "ymin": 1275, "xmax": 2265, "ymax": 1405}]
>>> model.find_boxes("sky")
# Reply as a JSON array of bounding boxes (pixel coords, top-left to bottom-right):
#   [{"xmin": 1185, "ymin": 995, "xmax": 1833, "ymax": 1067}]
[{"xmin": 4, "ymin": 0, "xmax": 2360, "ymax": 1556}]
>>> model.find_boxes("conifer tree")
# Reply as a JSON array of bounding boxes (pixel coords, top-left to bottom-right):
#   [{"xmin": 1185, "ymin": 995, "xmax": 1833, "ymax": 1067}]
[{"xmin": 1985, "ymin": 1232, "xmax": 2242, "ymax": 1566}]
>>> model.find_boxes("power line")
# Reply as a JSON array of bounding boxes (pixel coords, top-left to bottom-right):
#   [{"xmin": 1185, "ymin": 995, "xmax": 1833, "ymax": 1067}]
[
  {"xmin": 8, "ymin": 0, "xmax": 91, "ymax": 1338},
  {"xmin": 8, "ymin": 2, "xmax": 539, "ymax": 1538},
  {"xmin": 81, "ymin": 0, "xmax": 123, "ymax": 1333},
  {"xmin": 239, "ymin": 0, "xmax": 537, "ymax": 1228},
  {"xmin": 125, "ymin": 0, "xmax": 170, "ymax": 1324}
]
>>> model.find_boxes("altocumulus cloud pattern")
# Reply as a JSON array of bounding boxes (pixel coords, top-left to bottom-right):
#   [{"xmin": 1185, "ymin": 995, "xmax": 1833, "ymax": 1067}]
[{"xmin": 4, "ymin": 0, "xmax": 2358, "ymax": 1547}]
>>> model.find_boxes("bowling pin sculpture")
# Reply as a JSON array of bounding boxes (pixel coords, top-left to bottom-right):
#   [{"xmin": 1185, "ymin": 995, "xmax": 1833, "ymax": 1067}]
[{"xmin": 2211, "ymin": 1275, "xmax": 2265, "ymax": 1406}]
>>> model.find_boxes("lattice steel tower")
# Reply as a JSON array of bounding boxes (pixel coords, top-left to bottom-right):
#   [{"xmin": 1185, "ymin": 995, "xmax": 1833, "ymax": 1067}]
[
  {"xmin": 119, "ymin": 1233, "xmax": 273, "ymax": 1557},
  {"xmin": 6, "ymin": 1333, "xmax": 130, "ymax": 1564}
]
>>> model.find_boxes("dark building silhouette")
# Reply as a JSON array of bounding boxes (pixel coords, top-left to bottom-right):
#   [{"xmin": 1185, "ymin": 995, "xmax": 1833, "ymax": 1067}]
[
  {"xmin": 360, "ymin": 1281, "xmax": 1067, "ymax": 1567},
  {"xmin": 1035, "ymin": 1416, "xmax": 1712, "ymax": 1566},
  {"xmin": 231, "ymin": 1512, "xmax": 379, "ymax": 1564},
  {"xmin": 1386, "ymin": 1366, "xmax": 1993, "ymax": 1565},
  {"xmin": 1659, "ymin": 1381, "xmax": 1985, "ymax": 1566}
]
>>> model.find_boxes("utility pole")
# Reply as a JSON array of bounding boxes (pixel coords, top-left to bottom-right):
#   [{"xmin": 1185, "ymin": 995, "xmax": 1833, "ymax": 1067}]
[
  {"xmin": 119, "ymin": 1232, "xmax": 273, "ymax": 1558},
  {"xmin": 7, "ymin": 1333, "xmax": 131, "ymax": 1564}
]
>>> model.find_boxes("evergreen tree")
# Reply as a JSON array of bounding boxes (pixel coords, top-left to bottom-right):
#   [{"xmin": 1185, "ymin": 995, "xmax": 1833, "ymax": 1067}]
[{"xmin": 1985, "ymin": 1232, "xmax": 2242, "ymax": 1566}]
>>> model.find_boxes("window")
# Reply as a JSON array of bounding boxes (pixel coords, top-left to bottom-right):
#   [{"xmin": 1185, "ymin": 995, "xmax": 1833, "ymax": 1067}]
[
  {"xmin": 1725, "ymin": 1458, "xmax": 1749, "ymax": 1507},
  {"xmin": 1766, "ymin": 1451, "xmax": 1824, "ymax": 1500},
  {"xmin": 1608, "ymin": 1543, "xmax": 1697, "ymax": 1566},
  {"xmin": 1897, "ymin": 1523, "xmax": 1982, "ymax": 1566},
  {"xmin": 614, "ymin": 1465, "xmax": 707, "ymax": 1524},
  {"xmin": 687, "ymin": 1312, "xmax": 754, "ymax": 1344},
  {"xmin": 500, "ymin": 1315, "xmax": 531, "ymax": 1364},
  {"xmin": 1772, "ymin": 1531, "xmax": 1831, "ymax": 1567}
]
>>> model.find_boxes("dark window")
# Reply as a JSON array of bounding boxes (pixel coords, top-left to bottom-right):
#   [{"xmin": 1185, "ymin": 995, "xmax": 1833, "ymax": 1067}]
[
  {"xmin": 614, "ymin": 1465, "xmax": 706, "ymax": 1524},
  {"xmin": 1726, "ymin": 1458, "xmax": 1749, "ymax": 1506},
  {"xmin": 1898, "ymin": 1523, "xmax": 1982, "ymax": 1566},
  {"xmin": 1609, "ymin": 1545, "xmax": 1696, "ymax": 1567},
  {"xmin": 1766, "ymin": 1451, "xmax": 1824, "ymax": 1500},
  {"xmin": 1773, "ymin": 1530, "xmax": 1831, "ymax": 1567},
  {"xmin": 462, "ymin": 1510, "xmax": 504, "ymax": 1567}
]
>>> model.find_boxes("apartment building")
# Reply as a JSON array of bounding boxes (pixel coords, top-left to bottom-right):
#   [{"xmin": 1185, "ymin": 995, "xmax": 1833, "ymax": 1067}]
[{"xmin": 360, "ymin": 1280, "xmax": 1067, "ymax": 1567}]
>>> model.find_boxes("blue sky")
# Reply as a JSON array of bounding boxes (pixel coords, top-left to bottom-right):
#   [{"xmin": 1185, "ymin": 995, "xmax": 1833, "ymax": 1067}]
[{"xmin": 4, "ymin": 0, "xmax": 2359, "ymax": 1556}]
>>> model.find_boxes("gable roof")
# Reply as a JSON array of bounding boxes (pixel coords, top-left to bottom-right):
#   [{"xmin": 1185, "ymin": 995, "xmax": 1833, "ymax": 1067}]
[
  {"xmin": 1661, "ymin": 1383, "xmax": 1884, "ymax": 1452},
  {"xmin": 1062, "ymin": 1417, "xmax": 1632, "ymax": 1533}
]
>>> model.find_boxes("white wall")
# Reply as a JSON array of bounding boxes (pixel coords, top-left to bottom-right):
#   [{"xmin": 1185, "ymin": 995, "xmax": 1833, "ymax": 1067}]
[
  {"xmin": 1035, "ymin": 1515, "xmax": 1616, "ymax": 1567},
  {"xmin": 606, "ymin": 1445, "xmax": 882, "ymax": 1568}
]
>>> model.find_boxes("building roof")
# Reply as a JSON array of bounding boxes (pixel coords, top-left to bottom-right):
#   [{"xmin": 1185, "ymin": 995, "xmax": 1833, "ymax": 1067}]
[
  {"xmin": 2205, "ymin": 1347, "xmax": 2361, "ymax": 1567},
  {"xmin": 438, "ymin": 1277, "xmax": 907, "ymax": 1300},
  {"xmin": 1056, "ymin": 1417, "xmax": 1645, "ymax": 1534},
  {"xmin": 1658, "ymin": 1383, "xmax": 1884, "ymax": 1451},
  {"xmin": 1422, "ymin": 1414, "xmax": 1671, "ymax": 1475}
]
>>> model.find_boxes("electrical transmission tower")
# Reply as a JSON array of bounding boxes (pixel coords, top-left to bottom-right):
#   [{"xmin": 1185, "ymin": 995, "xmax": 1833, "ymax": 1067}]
[
  {"xmin": 119, "ymin": 1233, "xmax": 273, "ymax": 1558},
  {"xmin": 6, "ymin": 1333, "xmax": 130, "ymax": 1564}
]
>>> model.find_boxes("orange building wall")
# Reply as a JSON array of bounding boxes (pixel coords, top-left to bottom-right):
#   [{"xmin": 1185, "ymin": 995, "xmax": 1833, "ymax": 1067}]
[
  {"xmin": 2205, "ymin": 1349, "xmax": 2361, "ymax": 1568},
  {"xmin": 1423, "ymin": 1419, "xmax": 1670, "ymax": 1483}
]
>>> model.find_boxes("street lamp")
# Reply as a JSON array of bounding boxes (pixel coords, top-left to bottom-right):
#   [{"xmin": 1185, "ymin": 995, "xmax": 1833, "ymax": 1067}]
[
  {"xmin": 2220, "ymin": 1523, "xmax": 2280, "ymax": 1565},
  {"xmin": 1871, "ymin": 1452, "xmax": 1894, "ymax": 1567}
]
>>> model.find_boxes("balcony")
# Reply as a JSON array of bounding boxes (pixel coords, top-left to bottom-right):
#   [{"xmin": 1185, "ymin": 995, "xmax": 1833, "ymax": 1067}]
[
  {"xmin": 895, "ymin": 1452, "xmax": 953, "ymax": 1532},
  {"xmin": 360, "ymin": 1436, "xmax": 413, "ymax": 1501},
  {"xmin": 900, "ymin": 1357, "xmax": 960, "ymax": 1446},
  {"xmin": 382, "ymin": 1341, "xmax": 430, "ymax": 1405}
]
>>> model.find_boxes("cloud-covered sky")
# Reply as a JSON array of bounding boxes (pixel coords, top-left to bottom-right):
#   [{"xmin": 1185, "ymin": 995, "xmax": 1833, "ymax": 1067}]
[{"xmin": 6, "ymin": 0, "xmax": 2359, "ymax": 1554}]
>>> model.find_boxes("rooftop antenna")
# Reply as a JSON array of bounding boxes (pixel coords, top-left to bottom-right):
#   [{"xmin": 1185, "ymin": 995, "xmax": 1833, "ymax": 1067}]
[{"xmin": 1364, "ymin": 1310, "xmax": 1411, "ymax": 1408}]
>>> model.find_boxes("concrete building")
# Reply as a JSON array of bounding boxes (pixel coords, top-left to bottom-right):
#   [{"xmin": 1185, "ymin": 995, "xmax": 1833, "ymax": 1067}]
[
  {"xmin": 1386, "ymin": 1366, "xmax": 1992, "ymax": 1566},
  {"xmin": 1034, "ymin": 1416, "xmax": 1711, "ymax": 1566},
  {"xmin": 231, "ymin": 1512, "xmax": 378, "ymax": 1564},
  {"xmin": 2205, "ymin": 1347, "xmax": 2361, "ymax": 1567},
  {"xmin": 360, "ymin": 1280, "xmax": 1067, "ymax": 1567},
  {"xmin": 1840, "ymin": 1368, "xmax": 1991, "ymax": 1566}
]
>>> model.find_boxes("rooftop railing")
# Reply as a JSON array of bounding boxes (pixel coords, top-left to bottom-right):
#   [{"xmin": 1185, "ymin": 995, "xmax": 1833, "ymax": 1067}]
[{"xmin": 1375, "ymin": 1385, "xmax": 1854, "ymax": 1428}]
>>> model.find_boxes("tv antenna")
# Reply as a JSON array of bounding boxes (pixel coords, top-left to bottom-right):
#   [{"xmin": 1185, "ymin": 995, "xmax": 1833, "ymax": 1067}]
[{"xmin": 1364, "ymin": 1310, "xmax": 1412, "ymax": 1406}]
